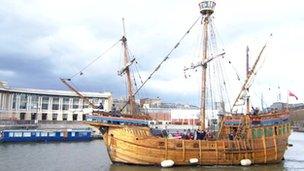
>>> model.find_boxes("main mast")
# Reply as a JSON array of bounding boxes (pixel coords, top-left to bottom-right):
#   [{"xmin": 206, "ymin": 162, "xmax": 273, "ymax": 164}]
[
  {"xmin": 199, "ymin": 1, "xmax": 216, "ymax": 130},
  {"xmin": 121, "ymin": 18, "xmax": 136, "ymax": 114},
  {"xmin": 246, "ymin": 46, "xmax": 250, "ymax": 114}
]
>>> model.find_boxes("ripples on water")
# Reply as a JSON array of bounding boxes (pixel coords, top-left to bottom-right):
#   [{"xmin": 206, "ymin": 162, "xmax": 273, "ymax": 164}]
[{"xmin": 0, "ymin": 132, "xmax": 303, "ymax": 171}]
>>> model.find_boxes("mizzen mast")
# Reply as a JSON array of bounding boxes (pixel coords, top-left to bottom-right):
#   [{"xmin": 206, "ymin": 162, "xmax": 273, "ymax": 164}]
[
  {"xmin": 120, "ymin": 18, "xmax": 136, "ymax": 114},
  {"xmin": 199, "ymin": 0, "xmax": 216, "ymax": 130},
  {"xmin": 246, "ymin": 46, "xmax": 250, "ymax": 114},
  {"xmin": 232, "ymin": 35, "xmax": 271, "ymax": 111}
]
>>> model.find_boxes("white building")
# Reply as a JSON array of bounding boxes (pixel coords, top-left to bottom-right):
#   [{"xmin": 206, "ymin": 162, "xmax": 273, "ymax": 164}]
[
  {"xmin": 0, "ymin": 83, "xmax": 112, "ymax": 121},
  {"xmin": 171, "ymin": 109, "xmax": 219, "ymax": 127}
]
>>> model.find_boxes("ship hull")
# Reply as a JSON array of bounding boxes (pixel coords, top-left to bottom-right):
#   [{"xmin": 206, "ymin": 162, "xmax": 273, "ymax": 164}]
[{"xmin": 97, "ymin": 123, "xmax": 290, "ymax": 166}]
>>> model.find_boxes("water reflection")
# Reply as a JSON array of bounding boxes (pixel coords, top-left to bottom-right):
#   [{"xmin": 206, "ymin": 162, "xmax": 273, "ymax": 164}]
[{"xmin": 110, "ymin": 163, "xmax": 285, "ymax": 171}]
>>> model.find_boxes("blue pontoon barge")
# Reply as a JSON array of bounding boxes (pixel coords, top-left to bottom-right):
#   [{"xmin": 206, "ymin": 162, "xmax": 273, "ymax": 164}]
[{"xmin": 0, "ymin": 129, "xmax": 92, "ymax": 143}]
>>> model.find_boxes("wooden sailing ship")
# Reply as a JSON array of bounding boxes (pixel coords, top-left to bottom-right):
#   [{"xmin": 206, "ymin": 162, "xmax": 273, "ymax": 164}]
[{"xmin": 65, "ymin": 0, "xmax": 291, "ymax": 166}]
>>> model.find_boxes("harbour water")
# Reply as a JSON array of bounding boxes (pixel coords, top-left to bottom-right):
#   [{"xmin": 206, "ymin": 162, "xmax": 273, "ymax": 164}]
[{"xmin": 0, "ymin": 132, "xmax": 303, "ymax": 171}]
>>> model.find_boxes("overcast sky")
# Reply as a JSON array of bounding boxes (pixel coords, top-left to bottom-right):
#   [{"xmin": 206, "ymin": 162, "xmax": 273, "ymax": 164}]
[{"xmin": 0, "ymin": 0, "xmax": 303, "ymax": 107}]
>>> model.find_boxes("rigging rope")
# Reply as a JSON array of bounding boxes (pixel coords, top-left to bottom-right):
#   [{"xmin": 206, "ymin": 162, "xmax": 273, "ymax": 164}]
[
  {"xmin": 208, "ymin": 19, "xmax": 232, "ymax": 114},
  {"xmin": 208, "ymin": 19, "xmax": 243, "ymax": 112},
  {"xmin": 134, "ymin": 60, "xmax": 144, "ymax": 84},
  {"xmin": 132, "ymin": 16, "xmax": 201, "ymax": 97},
  {"xmin": 210, "ymin": 21, "xmax": 242, "ymax": 83},
  {"xmin": 120, "ymin": 16, "xmax": 201, "ymax": 111},
  {"xmin": 219, "ymin": 61, "xmax": 232, "ymax": 111},
  {"xmin": 69, "ymin": 39, "xmax": 121, "ymax": 80}
]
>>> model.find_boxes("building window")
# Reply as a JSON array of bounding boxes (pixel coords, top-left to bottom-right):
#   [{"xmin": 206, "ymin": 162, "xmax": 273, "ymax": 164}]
[
  {"xmin": 36, "ymin": 132, "xmax": 41, "ymax": 137},
  {"xmin": 62, "ymin": 114, "xmax": 68, "ymax": 121},
  {"xmin": 62, "ymin": 97, "xmax": 69, "ymax": 110},
  {"xmin": 52, "ymin": 97, "xmax": 59, "ymax": 110},
  {"xmin": 82, "ymin": 114, "xmax": 86, "ymax": 121},
  {"xmin": 23, "ymin": 132, "xmax": 31, "ymax": 137},
  {"xmin": 42, "ymin": 113, "xmax": 47, "ymax": 120},
  {"xmin": 73, "ymin": 98, "xmax": 79, "ymax": 109},
  {"xmin": 49, "ymin": 132, "xmax": 56, "ymax": 137},
  {"xmin": 79, "ymin": 132, "xmax": 87, "ymax": 137},
  {"xmin": 83, "ymin": 100, "xmax": 89, "ymax": 109},
  {"xmin": 14, "ymin": 132, "xmax": 22, "ymax": 137},
  {"xmin": 52, "ymin": 113, "xmax": 58, "ymax": 121},
  {"xmin": 20, "ymin": 94, "xmax": 28, "ymax": 110},
  {"xmin": 41, "ymin": 132, "xmax": 47, "ymax": 137},
  {"xmin": 31, "ymin": 113, "xmax": 37, "ymax": 120},
  {"xmin": 42, "ymin": 96, "xmax": 49, "ymax": 110},
  {"xmin": 12, "ymin": 94, "xmax": 17, "ymax": 109},
  {"xmin": 20, "ymin": 113, "xmax": 26, "ymax": 120},
  {"xmin": 9, "ymin": 132, "xmax": 14, "ymax": 137},
  {"xmin": 73, "ymin": 114, "xmax": 78, "ymax": 121},
  {"xmin": 92, "ymin": 98, "xmax": 99, "ymax": 106},
  {"xmin": 31, "ymin": 95, "xmax": 39, "ymax": 110}
]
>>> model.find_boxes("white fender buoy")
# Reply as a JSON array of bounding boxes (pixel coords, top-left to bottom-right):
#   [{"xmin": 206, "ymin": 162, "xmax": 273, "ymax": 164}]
[
  {"xmin": 189, "ymin": 158, "xmax": 199, "ymax": 164},
  {"xmin": 161, "ymin": 160, "xmax": 174, "ymax": 167},
  {"xmin": 240, "ymin": 159, "xmax": 252, "ymax": 166}
]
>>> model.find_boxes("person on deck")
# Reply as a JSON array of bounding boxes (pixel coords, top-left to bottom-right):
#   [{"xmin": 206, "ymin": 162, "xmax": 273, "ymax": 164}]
[
  {"xmin": 98, "ymin": 103, "xmax": 104, "ymax": 110},
  {"xmin": 206, "ymin": 129, "xmax": 211, "ymax": 140},
  {"xmin": 228, "ymin": 132, "xmax": 234, "ymax": 140},
  {"xmin": 174, "ymin": 130, "xmax": 179, "ymax": 137},
  {"xmin": 194, "ymin": 129, "xmax": 199, "ymax": 140},
  {"xmin": 161, "ymin": 129, "xmax": 168, "ymax": 138},
  {"xmin": 182, "ymin": 129, "xmax": 187, "ymax": 139},
  {"xmin": 111, "ymin": 104, "xmax": 116, "ymax": 112},
  {"xmin": 196, "ymin": 129, "xmax": 202, "ymax": 140},
  {"xmin": 186, "ymin": 129, "xmax": 192, "ymax": 139},
  {"xmin": 252, "ymin": 107, "xmax": 260, "ymax": 115}
]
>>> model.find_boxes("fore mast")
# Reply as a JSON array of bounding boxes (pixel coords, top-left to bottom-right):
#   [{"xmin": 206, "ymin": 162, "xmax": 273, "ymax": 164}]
[
  {"xmin": 198, "ymin": 1, "xmax": 216, "ymax": 130},
  {"xmin": 120, "ymin": 18, "xmax": 136, "ymax": 115}
]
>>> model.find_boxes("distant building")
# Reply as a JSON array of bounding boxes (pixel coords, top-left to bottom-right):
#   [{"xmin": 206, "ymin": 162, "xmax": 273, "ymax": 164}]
[
  {"xmin": 141, "ymin": 100, "xmax": 220, "ymax": 128},
  {"xmin": 0, "ymin": 82, "xmax": 112, "ymax": 121},
  {"xmin": 268, "ymin": 102, "xmax": 304, "ymax": 111},
  {"xmin": 140, "ymin": 98, "xmax": 161, "ymax": 108},
  {"xmin": 141, "ymin": 108, "xmax": 171, "ymax": 121},
  {"xmin": 268, "ymin": 102, "xmax": 287, "ymax": 110},
  {"xmin": 112, "ymin": 98, "xmax": 141, "ymax": 114}
]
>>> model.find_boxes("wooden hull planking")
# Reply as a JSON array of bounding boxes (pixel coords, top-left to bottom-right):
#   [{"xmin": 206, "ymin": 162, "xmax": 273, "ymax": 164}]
[{"xmin": 97, "ymin": 123, "xmax": 290, "ymax": 166}]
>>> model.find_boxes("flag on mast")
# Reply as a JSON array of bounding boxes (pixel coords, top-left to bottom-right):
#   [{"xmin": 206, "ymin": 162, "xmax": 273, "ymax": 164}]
[{"xmin": 288, "ymin": 90, "xmax": 298, "ymax": 100}]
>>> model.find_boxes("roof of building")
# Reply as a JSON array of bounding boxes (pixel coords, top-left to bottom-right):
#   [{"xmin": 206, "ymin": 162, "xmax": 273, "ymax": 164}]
[{"xmin": 0, "ymin": 87, "xmax": 112, "ymax": 98}]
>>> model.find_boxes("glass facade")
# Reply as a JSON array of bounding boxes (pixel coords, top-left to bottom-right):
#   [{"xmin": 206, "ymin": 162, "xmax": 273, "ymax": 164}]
[
  {"xmin": 42, "ymin": 113, "xmax": 47, "ymax": 120},
  {"xmin": 62, "ymin": 114, "xmax": 68, "ymax": 121},
  {"xmin": 42, "ymin": 96, "xmax": 49, "ymax": 110},
  {"xmin": 52, "ymin": 113, "xmax": 58, "ymax": 121},
  {"xmin": 83, "ymin": 100, "xmax": 89, "ymax": 109},
  {"xmin": 62, "ymin": 97, "xmax": 69, "ymax": 110},
  {"xmin": 73, "ymin": 114, "xmax": 78, "ymax": 121},
  {"xmin": 20, "ymin": 94, "xmax": 27, "ymax": 109},
  {"xmin": 73, "ymin": 98, "xmax": 79, "ymax": 109},
  {"xmin": 31, "ymin": 95, "xmax": 39, "ymax": 110},
  {"xmin": 0, "ymin": 89, "xmax": 110, "ymax": 121},
  {"xmin": 52, "ymin": 97, "xmax": 59, "ymax": 110},
  {"xmin": 12, "ymin": 94, "xmax": 17, "ymax": 109}
]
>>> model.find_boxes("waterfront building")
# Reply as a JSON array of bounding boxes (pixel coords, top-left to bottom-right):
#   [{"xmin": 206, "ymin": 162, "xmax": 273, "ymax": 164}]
[{"xmin": 0, "ymin": 81, "xmax": 112, "ymax": 121}]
